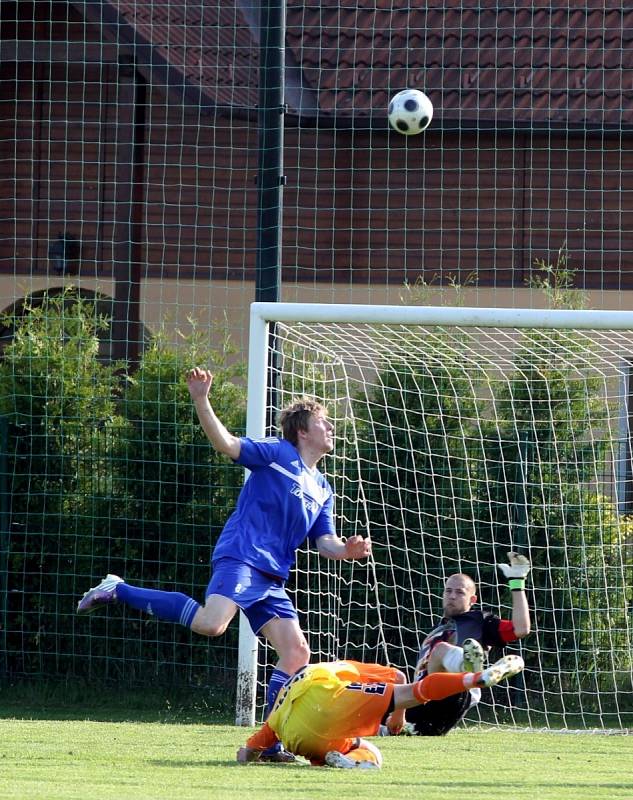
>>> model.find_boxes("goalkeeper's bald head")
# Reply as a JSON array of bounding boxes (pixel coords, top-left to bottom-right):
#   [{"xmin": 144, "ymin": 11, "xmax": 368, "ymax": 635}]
[{"xmin": 442, "ymin": 573, "xmax": 477, "ymax": 617}]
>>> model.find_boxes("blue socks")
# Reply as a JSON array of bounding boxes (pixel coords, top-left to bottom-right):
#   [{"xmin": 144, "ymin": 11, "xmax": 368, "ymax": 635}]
[
  {"xmin": 116, "ymin": 583, "xmax": 200, "ymax": 628},
  {"xmin": 266, "ymin": 668, "xmax": 291, "ymax": 714},
  {"xmin": 262, "ymin": 669, "xmax": 291, "ymax": 756}
]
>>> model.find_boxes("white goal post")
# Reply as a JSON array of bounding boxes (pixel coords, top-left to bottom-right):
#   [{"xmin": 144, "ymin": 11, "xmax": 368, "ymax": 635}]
[{"xmin": 236, "ymin": 302, "xmax": 633, "ymax": 730}]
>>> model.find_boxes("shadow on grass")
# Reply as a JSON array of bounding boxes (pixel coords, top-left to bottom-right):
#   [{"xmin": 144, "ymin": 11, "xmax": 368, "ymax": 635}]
[
  {"xmin": 0, "ymin": 677, "xmax": 234, "ymax": 724},
  {"xmin": 149, "ymin": 759, "xmax": 277, "ymax": 768}
]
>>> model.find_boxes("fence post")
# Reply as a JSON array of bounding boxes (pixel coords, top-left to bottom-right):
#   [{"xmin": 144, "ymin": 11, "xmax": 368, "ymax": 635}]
[{"xmin": 0, "ymin": 417, "xmax": 10, "ymax": 679}]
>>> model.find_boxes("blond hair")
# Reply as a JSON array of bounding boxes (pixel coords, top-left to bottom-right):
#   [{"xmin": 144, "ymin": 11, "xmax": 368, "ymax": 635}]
[{"xmin": 278, "ymin": 397, "xmax": 327, "ymax": 445}]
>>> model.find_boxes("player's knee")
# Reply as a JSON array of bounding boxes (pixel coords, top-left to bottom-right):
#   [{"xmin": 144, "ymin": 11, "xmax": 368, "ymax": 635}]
[
  {"xmin": 296, "ymin": 638, "xmax": 310, "ymax": 665},
  {"xmin": 190, "ymin": 596, "xmax": 237, "ymax": 637},
  {"xmin": 427, "ymin": 641, "xmax": 450, "ymax": 672},
  {"xmin": 432, "ymin": 642, "xmax": 450, "ymax": 657},
  {"xmin": 284, "ymin": 639, "xmax": 310, "ymax": 674}
]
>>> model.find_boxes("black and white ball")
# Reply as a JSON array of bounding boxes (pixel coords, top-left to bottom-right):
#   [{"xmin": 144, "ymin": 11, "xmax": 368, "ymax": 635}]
[{"xmin": 388, "ymin": 89, "xmax": 433, "ymax": 135}]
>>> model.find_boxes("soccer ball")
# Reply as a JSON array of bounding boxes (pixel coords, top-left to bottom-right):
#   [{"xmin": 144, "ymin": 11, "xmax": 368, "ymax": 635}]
[{"xmin": 388, "ymin": 89, "xmax": 433, "ymax": 135}]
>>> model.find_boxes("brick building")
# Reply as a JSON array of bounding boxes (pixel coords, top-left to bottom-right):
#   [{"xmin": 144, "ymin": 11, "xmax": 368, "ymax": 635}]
[{"xmin": 1, "ymin": 2, "xmax": 632, "ymax": 357}]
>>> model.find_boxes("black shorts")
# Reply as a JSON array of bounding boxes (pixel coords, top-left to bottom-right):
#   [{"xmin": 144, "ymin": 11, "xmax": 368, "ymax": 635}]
[{"xmin": 405, "ymin": 690, "xmax": 472, "ymax": 736}]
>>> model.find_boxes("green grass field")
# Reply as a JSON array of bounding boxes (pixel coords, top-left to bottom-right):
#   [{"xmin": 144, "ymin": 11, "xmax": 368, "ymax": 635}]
[{"xmin": 1, "ymin": 714, "xmax": 631, "ymax": 800}]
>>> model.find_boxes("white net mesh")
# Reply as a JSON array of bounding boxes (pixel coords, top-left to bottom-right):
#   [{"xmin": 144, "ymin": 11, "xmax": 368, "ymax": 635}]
[{"xmin": 256, "ymin": 318, "xmax": 633, "ymax": 730}]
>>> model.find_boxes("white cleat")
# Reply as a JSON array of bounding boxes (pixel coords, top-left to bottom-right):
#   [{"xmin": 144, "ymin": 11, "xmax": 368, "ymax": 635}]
[
  {"xmin": 462, "ymin": 638, "xmax": 485, "ymax": 673},
  {"xmin": 475, "ymin": 654, "xmax": 525, "ymax": 688},
  {"xmin": 325, "ymin": 750, "xmax": 380, "ymax": 770}
]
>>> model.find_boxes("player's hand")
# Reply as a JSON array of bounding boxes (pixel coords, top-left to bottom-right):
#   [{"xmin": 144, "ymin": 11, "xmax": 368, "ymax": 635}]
[
  {"xmin": 186, "ymin": 367, "xmax": 213, "ymax": 400},
  {"xmin": 344, "ymin": 535, "xmax": 371, "ymax": 560},
  {"xmin": 498, "ymin": 551, "xmax": 531, "ymax": 579},
  {"xmin": 236, "ymin": 746, "xmax": 261, "ymax": 764},
  {"xmin": 386, "ymin": 709, "xmax": 405, "ymax": 735}
]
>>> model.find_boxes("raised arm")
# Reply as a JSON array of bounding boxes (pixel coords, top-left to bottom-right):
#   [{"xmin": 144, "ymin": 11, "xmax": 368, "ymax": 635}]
[
  {"xmin": 498, "ymin": 551, "xmax": 531, "ymax": 639},
  {"xmin": 510, "ymin": 583, "xmax": 531, "ymax": 638},
  {"xmin": 186, "ymin": 368, "xmax": 241, "ymax": 460}
]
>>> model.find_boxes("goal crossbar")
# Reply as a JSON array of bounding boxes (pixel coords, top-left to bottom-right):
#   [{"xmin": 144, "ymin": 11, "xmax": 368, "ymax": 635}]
[{"xmin": 250, "ymin": 302, "xmax": 633, "ymax": 330}]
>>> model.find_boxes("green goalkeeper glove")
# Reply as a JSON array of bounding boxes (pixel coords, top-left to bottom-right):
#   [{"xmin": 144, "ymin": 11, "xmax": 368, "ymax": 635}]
[{"xmin": 498, "ymin": 551, "xmax": 531, "ymax": 591}]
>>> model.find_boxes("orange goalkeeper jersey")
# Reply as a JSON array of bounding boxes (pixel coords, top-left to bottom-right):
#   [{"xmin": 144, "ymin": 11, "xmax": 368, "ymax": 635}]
[{"xmin": 245, "ymin": 660, "xmax": 398, "ymax": 763}]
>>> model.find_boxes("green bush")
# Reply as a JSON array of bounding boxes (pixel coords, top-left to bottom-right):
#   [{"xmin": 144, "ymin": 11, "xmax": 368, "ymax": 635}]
[
  {"xmin": 0, "ymin": 292, "xmax": 246, "ymax": 689},
  {"xmin": 0, "ymin": 289, "xmax": 126, "ymax": 675}
]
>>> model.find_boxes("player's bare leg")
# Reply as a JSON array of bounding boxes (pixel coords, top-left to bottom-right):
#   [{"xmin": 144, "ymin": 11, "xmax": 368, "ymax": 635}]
[
  {"xmin": 189, "ymin": 593, "xmax": 238, "ymax": 636},
  {"xmin": 260, "ymin": 616, "xmax": 311, "ymax": 676}
]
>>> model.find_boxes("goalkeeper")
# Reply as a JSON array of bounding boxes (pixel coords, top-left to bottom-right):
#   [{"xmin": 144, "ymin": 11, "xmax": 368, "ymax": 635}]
[
  {"xmin": 384, "ymin": 552, "xmax": 531, "ymax": 737},
  {"xmin": 237, "ymin": 654, "xmax": 524, "ymax": 769}
]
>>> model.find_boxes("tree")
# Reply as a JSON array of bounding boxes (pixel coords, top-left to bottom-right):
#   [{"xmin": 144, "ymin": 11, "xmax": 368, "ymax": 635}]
[{"xmin": 0, "ymin": 288, "xmax": 126, "ymax": 675}]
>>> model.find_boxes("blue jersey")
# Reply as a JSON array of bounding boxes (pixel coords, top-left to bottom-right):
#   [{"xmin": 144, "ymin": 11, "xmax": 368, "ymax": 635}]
[{"xmin": 211, "ymin": 437, "xmax": 336, "ymax": 579}]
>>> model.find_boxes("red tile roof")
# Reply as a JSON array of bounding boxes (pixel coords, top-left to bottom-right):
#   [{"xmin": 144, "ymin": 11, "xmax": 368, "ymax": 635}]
[
  {"xmin": 89, "ymin": 1, "xmax": 633, "ymax": 128},
  {"xmin": 83, "ymin": 0, "xmax": 261, "ymax": 111}
]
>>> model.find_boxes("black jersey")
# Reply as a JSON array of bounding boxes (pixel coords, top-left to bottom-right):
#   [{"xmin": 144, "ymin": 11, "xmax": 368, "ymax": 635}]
[{"xmin": 416, "ymin": 609, "xmax": 507, "ymax": 678}]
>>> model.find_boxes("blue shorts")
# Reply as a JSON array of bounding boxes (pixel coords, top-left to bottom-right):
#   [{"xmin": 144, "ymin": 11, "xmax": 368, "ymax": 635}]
[{"xmin": 207, "ymin": 558, "xmax": 298, "ymax": 635}]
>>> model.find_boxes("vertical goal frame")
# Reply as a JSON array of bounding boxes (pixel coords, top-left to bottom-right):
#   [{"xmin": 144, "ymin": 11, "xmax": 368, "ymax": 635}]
[{"xmin": 235, "ymin": 301, "xmax": 633, "ymax": 726}]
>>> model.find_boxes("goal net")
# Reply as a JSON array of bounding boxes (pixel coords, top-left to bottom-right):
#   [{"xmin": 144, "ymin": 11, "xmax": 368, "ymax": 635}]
[{"xmin": 239, "ymin": 303, "xmax": 633, "ymax": 731}]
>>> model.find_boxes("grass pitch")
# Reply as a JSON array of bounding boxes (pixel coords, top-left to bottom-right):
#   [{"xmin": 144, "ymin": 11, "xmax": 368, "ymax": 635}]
[{"xmin": 1, "ymin": 717, "xmax": 631, "ymax": 800}]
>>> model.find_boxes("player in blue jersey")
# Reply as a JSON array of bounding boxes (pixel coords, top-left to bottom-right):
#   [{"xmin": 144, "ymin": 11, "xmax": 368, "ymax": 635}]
[{"xmin": 77, "ymin": 367, "xmax": 371, "ymax": 759}]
